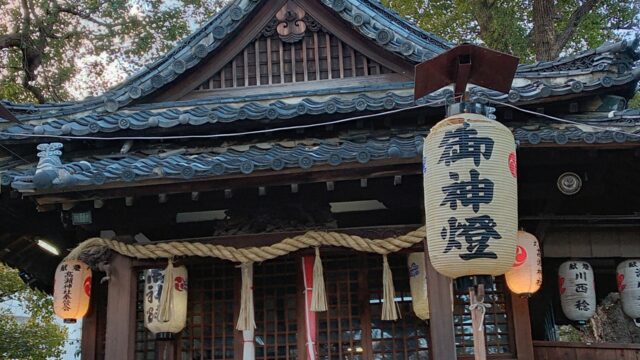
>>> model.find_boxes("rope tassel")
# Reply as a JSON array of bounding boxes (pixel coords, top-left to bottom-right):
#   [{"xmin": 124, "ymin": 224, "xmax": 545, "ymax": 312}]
[
  {"xmin": 236, "ymin": 263, "xmax": 256, "ymax": 331},
  {"xmin": 158, "ymin": 259, "xmax": 175, "ymax": 322},
  {"xmin": 311, "ymin": 247, "xmax": 327, "ymax": 312},
  {"xmin": 381, "ymin": 255, "xmax": 400, "ymax": 321}
]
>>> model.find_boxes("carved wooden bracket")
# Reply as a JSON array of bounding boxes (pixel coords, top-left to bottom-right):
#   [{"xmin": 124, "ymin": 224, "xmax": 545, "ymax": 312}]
[{"xmin": 275, "ymin": 2, "xmax": 306, "ymax": 43}]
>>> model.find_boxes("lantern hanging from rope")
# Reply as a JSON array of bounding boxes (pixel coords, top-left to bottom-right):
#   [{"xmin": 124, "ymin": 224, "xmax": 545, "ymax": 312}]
[
  {"xmin": 424, "ymin": 113, "xmax": 518, "ymax": 279},
  {"xmin": 53, "ymin": 259, "xmax": 92, "ymax": 323},
  {"xmin": 617, "ymin": 260, "xmax": 640, "ymax": 326},
  {"xmin": 505, "ymin": 231, "xmax": 542, "ymax": 296},
  {"xmin": 558, "ymin": 260, "xmax": 595, "ymax": 323},
  {"xmin": 143, "ymin": 261, "xmax": 188, "ymax": 336},
  {"xmin": 407, "ymin": 253, "xmax": 430, "ymax": 320}
]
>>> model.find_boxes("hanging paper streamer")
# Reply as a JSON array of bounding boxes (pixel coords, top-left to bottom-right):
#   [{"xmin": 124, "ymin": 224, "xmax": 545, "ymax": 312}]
[
  {"xmin": 617, "ymin": 259, "xmax": 640, "ymax": 326},
  {"xmin": 407, "ymin": 253, "xmax": 430, "ymax": 320},
  {"xmin": 53, "ymin": 259, "xmax": 92, "ymax": 323},
  {"xmin": 381, "ymin": 255, "xmax": 400, "ymax": 321},
  {"xmin": 424, "ymin": 113, "xmax": 518, "ymax": 278},
  {"xmin": 302, "ymin": 256, "xmax": 318, "ymax": 360},
  {"xmin": 242, "ymin": 330, "xmax": 255, "ymax": 360},
  {"xmin": 505, "ymin": 231, "xmax": 542, "ymax": 296},
  {"xmin": 559, "ymin": 260, "xmax": 596, "ymax": 323},
  {"xmin": 311, "ymin": 247, "xmax": 327, "ymax": 312},
  {"xmin": 236, "ymin": 263, "xmax": 256, "ymax": 331},
  {"xmin": 144, "ymin": 261, "xmax": 188, "ymax": 335}
]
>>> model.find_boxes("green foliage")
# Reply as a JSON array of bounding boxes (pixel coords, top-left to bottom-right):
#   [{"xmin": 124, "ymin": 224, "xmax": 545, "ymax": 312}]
[
  {"xmin": 0, "ymin": 0, "xmax": 227, "ymax": 102},
  {"xmin": 382, "ymin": 0, "xmax": 639, "ymax": 62},
  {"xmin": 0, "ymin": 264, "xmax": 67, "ymax": 359},
  {"xmin": 629, "ymin": 92, "xmax": 640, "ymax": 109}
]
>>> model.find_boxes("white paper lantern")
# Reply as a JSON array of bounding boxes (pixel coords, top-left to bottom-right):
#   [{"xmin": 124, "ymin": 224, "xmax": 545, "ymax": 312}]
[
  {"xmin": 617, "ymin": 260, "xmax": 640, "ymax": 322},
  {"xmin": 424, "ymin": 113, "xmax": 518, "ymax": 278},
  {"xmin": 559, "ymin": 260, "xmax": 596, "ymax": 322},
  {"xmin": 144, "ymin": 263, "xmax": 188, "ymax": 335},
  {"xmin": 505, "ymin": 231, "xmax": 542, "ymax": 295},
  {"xmin": 53, "ymin": 259, "xmax": 92, "ymax": 323},
  {"xmin": 407, "ymin": 253, "xmax": 430, "ymax": 320}
]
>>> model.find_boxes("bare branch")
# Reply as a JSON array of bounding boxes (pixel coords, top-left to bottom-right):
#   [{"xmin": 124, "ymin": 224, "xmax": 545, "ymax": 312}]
[
  {"xmin": 0, "ymin": 34, "xmax": 22, "ymax": 49},
  {"xmin": 555, "ymin": 0, "xmax": 601, "ymax": 54},
  {"xmin": 55, "ymin": 4, "xmax": 110, "ymax": 27}
]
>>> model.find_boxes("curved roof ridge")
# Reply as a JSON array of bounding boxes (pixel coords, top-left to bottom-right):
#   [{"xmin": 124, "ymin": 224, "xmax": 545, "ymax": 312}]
[{"xmin": 1, "ymin": 0, "xmax": 451, "ymax": 119}]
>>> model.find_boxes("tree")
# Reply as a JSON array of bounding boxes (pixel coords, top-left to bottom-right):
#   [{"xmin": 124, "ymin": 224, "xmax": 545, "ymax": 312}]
[
  {"xmin": 0, "ymin": 0, "xmax": 226, "ymax": 103},
  {"xmin": 0, "ymin": 263, "xmax": 67, "ymax": 359},
  {"xmin": 382, "ymin": 0, "xmax": 639, "ymax": 61}
]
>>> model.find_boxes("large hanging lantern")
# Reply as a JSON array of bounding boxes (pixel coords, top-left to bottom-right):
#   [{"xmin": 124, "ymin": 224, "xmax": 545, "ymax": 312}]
[
  {"xmin": 559, "ymin": 260, "xmax": 596, "ymax": 323},
  {"xmin": 617, "ymin": 260, "xmax": 640, "ymax": 324},
  {"xmin": 407, "ymin": 253, "xmax": 430, "ymax": 320},
  {"xmin": 505, "ymin": 231, "xmax": 542, "ymax": 296},
  {"xmin": 53, "ymin": 259, "xmax": 92, "ymax": 323},
  {"xmin": 144, "ymin": 261, "xmax": 188, "ymax": 335},
  {"xmin": 424, "ymin": 113, "xmax": 518, "ymax": 278}
]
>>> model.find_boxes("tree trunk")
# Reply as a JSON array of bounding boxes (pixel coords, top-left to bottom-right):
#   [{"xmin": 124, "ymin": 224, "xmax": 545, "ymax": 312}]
[{"xmin": 532, "ymin": 0, "xmax": 556, "ymax": 61}]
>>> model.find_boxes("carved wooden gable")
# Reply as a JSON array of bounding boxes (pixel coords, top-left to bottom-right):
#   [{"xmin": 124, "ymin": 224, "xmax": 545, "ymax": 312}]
[
  {"xmin": 194, "ymin": 2, "xmax": 397, "ymax": 92},
  {"xmin": 145, "ymin": 0, "xmax": 413, "ymax": 101}
]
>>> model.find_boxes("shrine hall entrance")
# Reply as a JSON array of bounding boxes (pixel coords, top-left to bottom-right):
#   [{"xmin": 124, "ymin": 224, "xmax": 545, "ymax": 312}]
[{"xmin": 133, "ymin": 254, "xmax": 515, "ymax": 360}]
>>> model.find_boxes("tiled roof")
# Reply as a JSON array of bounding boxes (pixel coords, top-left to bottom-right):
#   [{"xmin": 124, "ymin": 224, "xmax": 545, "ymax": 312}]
[
  {"xmin": 3, "ymin": 112, "xmax": 639, "ymax": 192},
  {"xmin": 0, "ymin": 0, "xmax": 451, "ymax": 120},
  {"xmin": 1, "ymin": 50, "xmax": 639, "ymax": 140}
]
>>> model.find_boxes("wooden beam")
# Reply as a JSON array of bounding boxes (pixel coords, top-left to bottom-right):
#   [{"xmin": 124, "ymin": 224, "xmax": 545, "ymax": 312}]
[
  {"xmin": 511, "ymin": 292, "xmax": 535, "ymax": 360},
  {"xmin": 105, "ymin": 254, "xmax": 137, "ymax": 360},
  {"xmin": 423, "ymin": 240, "xmax": 457, "ymax": 360}
]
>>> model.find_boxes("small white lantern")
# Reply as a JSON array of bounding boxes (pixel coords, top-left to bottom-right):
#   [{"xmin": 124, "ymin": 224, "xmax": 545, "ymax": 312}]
[
  {"xmin": 505, "ymin": 231, "xmax": 542, "ymax": 296},
  {"xmin": 144, "ymin": 262, "xmax": 188, "ymax": 335},
  {"xmin": 424, "ymin": 113, "xmax": 518, "ymax": 278},
  {"xmin": 53, "ymin": 259, "xmax": 92, "ymax": 323},
  {"xmin": 617, "ymin": 260, "xmax": 640, "ymax": 324},
  {"xmin": 558, "ymin": 260, "xmax": 596, "ymax": 323},
  {"xmin": 407, "ymin": 253, "xmax": 430, "ymax": 320}
]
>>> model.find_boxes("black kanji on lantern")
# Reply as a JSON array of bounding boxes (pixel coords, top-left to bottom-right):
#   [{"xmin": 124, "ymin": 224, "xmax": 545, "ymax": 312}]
[
  {"xmin": 575, "ymin": 284, "xmax": 589, "ymax": 293},
  {"xmin": 438, "ymin": 122, "xmax": 494, "ymax": 167},
  {"xmin": 575, "ymin": 299, "xmax": 590, "ymax": 312},
  {"xmin": 440, "ymin": 215, "xmax": 501, "ymax": 260},
  {"xmin": 575, "ymin": 272, "xmax": 587, "ymax": 281},
  {"xmin": 441, "ymin": 169, "xmax": 494, "ymax": 213}
]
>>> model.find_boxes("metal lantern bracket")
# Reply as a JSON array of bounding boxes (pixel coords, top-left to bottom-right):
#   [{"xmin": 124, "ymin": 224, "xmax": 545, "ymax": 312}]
[{"xmin": 414, "ymin": 44, "xmax": 519, "ymax": 117}]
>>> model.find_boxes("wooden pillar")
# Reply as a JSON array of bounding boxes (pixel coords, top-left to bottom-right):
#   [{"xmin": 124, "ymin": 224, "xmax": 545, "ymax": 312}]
[
  {"xmin": 105, "ymin": 254, "xmax": 137, "ymax": 360},
  {"xmin": 81, "ymin": 277, "xmax": 100, "ymax": 360},
  {"xmin": 423, "ymin": 239, "xmax": 457, "ymax": 360},
  {"xmin": 511, "ymin": 292, "xmax": 535, "ymax": 360}
]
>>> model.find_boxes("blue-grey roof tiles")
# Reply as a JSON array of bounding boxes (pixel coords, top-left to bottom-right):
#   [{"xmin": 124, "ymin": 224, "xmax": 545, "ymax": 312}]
[{"xmin": 3, "ymin": 115, "xmax": 640, "ymax": 192}]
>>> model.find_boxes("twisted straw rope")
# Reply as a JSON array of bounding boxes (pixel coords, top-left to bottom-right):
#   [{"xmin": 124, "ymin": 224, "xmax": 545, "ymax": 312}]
[{"xmin": 66, "ymin": 226, "xmax": 426, "ymax": 263}]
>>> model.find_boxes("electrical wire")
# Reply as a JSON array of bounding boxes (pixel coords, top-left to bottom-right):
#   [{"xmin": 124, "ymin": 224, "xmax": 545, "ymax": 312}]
[
  {"xmin": 1, "ymin": 96, "xmax": 639, "ymax": 142},
  {"xmin": 485, "ymin": 98, "xmax": 640, "ymax": 139},
  {"xmin": 0, "ymin": 98, "xmax": 450, "ymax": 141}
]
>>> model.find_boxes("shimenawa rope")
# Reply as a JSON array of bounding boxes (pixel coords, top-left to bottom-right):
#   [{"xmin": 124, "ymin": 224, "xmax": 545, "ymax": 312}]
[{"xmin": 65, "ymin": 227, "xmax": 426, "ymax": 262}]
